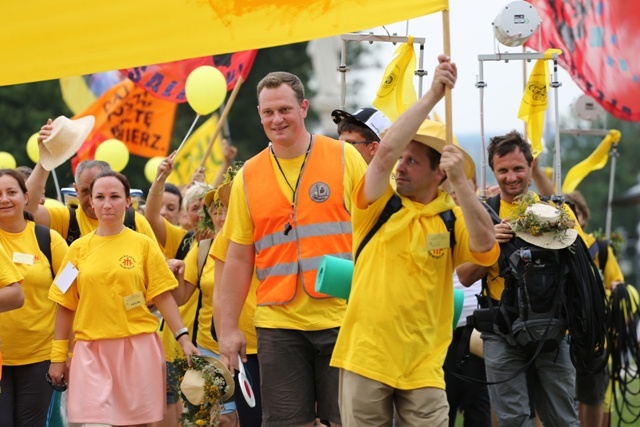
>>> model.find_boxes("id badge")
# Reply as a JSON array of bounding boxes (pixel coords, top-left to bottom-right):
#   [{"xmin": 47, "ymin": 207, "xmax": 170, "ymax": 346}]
[
  {"xmin": 123, "ymin": 291, "xmax": 145, "ymax": 310},
  {"xmin": 427, "ymin": 232, "xmax": 450, "ymax": 250}
]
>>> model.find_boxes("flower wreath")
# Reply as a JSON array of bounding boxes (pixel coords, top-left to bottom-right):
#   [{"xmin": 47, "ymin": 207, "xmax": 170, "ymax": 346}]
[
  {"xmin": 508, "ymin": 193, "xmax": 573, "ymax": 242},
  {"xmin": 197, "ymin": 160, "xmax": 244, "ymax": 235},
  {"xmin": 171, "ymin": 355, "xmax": 231, "ymax": 427}
]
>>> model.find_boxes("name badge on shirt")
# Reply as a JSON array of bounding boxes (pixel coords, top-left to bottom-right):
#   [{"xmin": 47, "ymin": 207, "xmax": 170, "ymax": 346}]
[
  {"xmin": 427, "ymin": 232, "xmax": 450, "ymax": 251},
  {"xmin": 123, "ymin": 291, "xmax": 145, "ymax": 311},
  {"xmin": 12, "ymin": 252, "xmax": 35, "ymax": 265},
  {"xmin": 54, "ymin": 262, "xmax": 78, "ymax": 294}
]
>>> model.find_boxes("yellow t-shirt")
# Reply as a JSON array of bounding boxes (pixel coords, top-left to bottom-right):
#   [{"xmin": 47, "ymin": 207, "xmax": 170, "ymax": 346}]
[
  {"xmin": 47, "ymin": 205, "xmax": 158, "ymax": 245},
  {"xmin": 0, "ymin": 245, "xmax": 23, "ymax": 288},
  {"xmin": 0, "ymin": 223, "xmax": 68, "ymax": 364},
  {"xmin": 48, "ymin": 228, "xmax": 177, "ymax": 341},
  {"xmin": 161, "ymin": 218, "xmax": 191, "ymax": 260},
  {"xmin": 209, "ymin": 233, "xmax": 258, "ymax": 354},
  {"xmin": 223, "ymin": 141, "xmax": 367, "ymax": 330},
  {"xmin": 485, "ymin": 194, "xmax": 587, "ymax": 300},
  {"xmin": 582, "ymin": 233, "xmax": 624, "ymax": 290},
  {"xmin": 330, "ymin": 183, "xmax": 499, "ymax": 390}
]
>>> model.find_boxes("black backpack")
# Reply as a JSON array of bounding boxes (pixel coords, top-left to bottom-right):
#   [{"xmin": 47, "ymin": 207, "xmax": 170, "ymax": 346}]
[
  {"xmin": 482, "ymin": 195, "xmax": 609, "ymax": 369},
  {"xmin": 481, "ymin": 195, "xmax": 568, "ymax": 354},
  {"xmin": 34, "ymin": 223, "xmax": 54, "ymax": 278},
  {"xmin": 501, "ymin": 242, "xmax": 569, "ymax": 354},
  {"xmin": 66, "ymin": 206, "xmax": 136, "ymax": 245}
]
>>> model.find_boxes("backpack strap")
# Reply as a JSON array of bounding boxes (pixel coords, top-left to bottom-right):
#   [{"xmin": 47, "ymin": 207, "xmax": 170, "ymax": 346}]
[
  {"xmin": 588, "ymin": 241, "xmax": 600, "ymax": 260},
  {"xmin": 438, "ymin": 209, "xmax": 456, "ymax": 252},
  {"xmin": 34, "ymin": 224, "xmax": 54, "ymax": 278},
  {"xmin": 479, "ymin": 194, "xmax": 502, "ymax": 304},
  {"xmin": 197, "ymin": 238, "xmax": 213, "ymax": 285},
  {"xmin": 66, "ymin": 207, "xmax": 81, "ymax": 245},
  {"xmin": 123, "ymin": 206, "xmax": 136, "ymax": 231},
  {"xmin": 192, "ymin": 238, "xmax": 213, "ymax": 345},
  {"xmin": 355, "ymin": 193, "xmax": 403, "ymax": 262},
  {"xmin": 174, "ymin": 230, "xmax": 195, "ymax": 260},
  {"xmin": 597, "ymin": 239, "xmax": 609, "ymax": 273},
  {"xmin": 485, "ymin": 194, "xmax": 502, "ymax": 224},
  {"xmin": 588, "ymin": 239, "xmax": 610, "ymax": 275}
]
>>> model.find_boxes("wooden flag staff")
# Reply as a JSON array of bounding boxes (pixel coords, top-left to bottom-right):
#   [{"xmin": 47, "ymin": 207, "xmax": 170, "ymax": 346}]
[
  {"xmin": 442, "ymin": 10, "xmax": 453, "ymax": 146},
  {"xmin": 198, "ymin": 75, "xmax": 244, "ymax": 169}
]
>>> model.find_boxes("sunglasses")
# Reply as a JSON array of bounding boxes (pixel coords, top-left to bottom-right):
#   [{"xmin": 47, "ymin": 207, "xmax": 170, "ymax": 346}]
[
  {"xmin": 237, "ymin": 355, "xmax": 256, "ymax": 408},
  {"xmin": 45, "ymin": 373, "xmax": 68, "ymax": 392}
]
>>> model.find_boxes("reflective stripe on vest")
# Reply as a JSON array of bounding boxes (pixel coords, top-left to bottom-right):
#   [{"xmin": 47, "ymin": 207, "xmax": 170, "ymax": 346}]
[
  {"xmin": 254, "ymin": 221, "xmax": 352, "ymax": 253},
  {"xmin": 244, "ymin": 135, "xmax": 352, "ymax": 305},
  {"xmin": 255, "ymin": 252, "xmax": 352, "ymax": 281}
]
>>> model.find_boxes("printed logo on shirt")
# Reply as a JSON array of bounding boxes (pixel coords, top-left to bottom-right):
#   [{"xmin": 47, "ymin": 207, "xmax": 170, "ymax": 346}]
[
  {"xmin": 119, "ymin": 255, "xmax": 136, "ymax": 270},
  {"xmin": 428, "ymin": 248, "xmax": 446, "ymax": 259},
  {"xmin": 309, "ymin": 182, "xmax": 330, "ymax": 203}
]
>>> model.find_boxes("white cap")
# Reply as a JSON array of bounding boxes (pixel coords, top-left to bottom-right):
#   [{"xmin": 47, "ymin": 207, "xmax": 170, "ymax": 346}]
[{"xmin": 331, "ymin": 108, "xmax": 392, "ymax": 140}]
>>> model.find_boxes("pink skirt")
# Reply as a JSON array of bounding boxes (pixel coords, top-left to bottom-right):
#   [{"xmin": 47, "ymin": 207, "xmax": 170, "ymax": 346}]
[{"xmin": 67, "ymin": 333, "xmax": 166, "ymax": 425}]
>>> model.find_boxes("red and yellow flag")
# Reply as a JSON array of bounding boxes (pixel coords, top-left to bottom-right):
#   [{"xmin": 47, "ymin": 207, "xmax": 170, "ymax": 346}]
[
  {"xmin": 526, "ymin": 0, "xmax": 640, "ymax": 122},
  {"xmin": 121, "ymin": 51, "xmax": 257, "ymax": 103}
]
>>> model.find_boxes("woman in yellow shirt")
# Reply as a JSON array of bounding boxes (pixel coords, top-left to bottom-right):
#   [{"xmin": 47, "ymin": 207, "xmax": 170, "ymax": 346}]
[
  {"xmin": 47, "ymin": 171, "xmax": 199, "ymax": 426},
  {"xmin": 0, "ymin": 169, "xmax": 68, "ymax": 426}
]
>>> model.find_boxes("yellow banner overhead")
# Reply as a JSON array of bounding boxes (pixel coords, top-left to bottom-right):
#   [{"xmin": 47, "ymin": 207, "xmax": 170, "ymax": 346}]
[{"xmin": 0, "ymin": 0, "xmax": 448, "ymax": 86}]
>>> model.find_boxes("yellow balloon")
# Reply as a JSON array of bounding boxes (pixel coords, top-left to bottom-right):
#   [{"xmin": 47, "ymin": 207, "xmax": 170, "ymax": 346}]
[
  {"xmin": 145, "ymin": 156, "xmax": 164, "ymax": 183},
  {"xmin": 185, "ymin": 66, "xmax": 227, "ymax": 115},
  {"xmin": 0, "ymin": 152, "xmax": 17, "ymax": 169},
  {"xmin": 27, "ymin": 132, "xmax": 40, "ymax": 163},
  {"xmin": 95, "ymin": 139, "xmax": 129, "ymax": 172}
]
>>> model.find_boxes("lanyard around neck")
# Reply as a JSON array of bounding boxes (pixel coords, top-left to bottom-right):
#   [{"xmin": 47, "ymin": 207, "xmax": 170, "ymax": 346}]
[{"xmin": 270, "ymin": 132, "xmax": 312, "ymax": 235}]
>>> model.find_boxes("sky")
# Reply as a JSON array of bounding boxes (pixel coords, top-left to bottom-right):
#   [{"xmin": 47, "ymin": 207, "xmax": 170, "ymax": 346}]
[{"xmin": 349, "ymin": 0, "xmax": 585, "ymax": 136}]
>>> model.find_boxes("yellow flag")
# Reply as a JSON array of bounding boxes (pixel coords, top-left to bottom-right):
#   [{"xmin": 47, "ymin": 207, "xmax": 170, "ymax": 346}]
[
  {"xmin": 0, "ymin": 0, "xmax": 448, "ymax": 86},
  {"xmin": 562, "ymin": 130, "xmax": 621, "ymax": 193},
  {"xmin": 373, "ymin": 36, "xmax": 418, "ymax": 121},
  {"xmin": 167, "ymin": 115, "xmax": 224, "ymax": 186},
  {"xmin": 519, "ymin": 49, "xmax": 562, "ymax": 158}
]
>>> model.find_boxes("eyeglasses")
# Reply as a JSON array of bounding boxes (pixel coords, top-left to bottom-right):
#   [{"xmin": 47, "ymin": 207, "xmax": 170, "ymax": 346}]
[
  {"xmin": 45, "ymin": 373, "xmax": 68, "ymax": 392},
  {"xmin": 237, "ymin": 355, "xmax": 256, "ymax": 408},
  {"xmin": 344, "ymin": 140, "xmax": 375, "ymax": 146}
]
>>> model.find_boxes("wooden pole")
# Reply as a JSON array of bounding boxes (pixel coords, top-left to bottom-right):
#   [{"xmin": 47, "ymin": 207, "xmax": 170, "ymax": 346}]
[
  {"xmin": 442, "ymin": 10, "xmax": 452, "ymax": 145},
  {"xmin": 199, "ymin": 76, "xmax": 244, "ymax": 169}
]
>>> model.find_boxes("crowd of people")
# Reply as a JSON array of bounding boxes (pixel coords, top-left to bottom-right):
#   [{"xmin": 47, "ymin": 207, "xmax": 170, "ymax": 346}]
[{"xmin": 0, "ymin": 52, "xmax": 627, "ymax": 427}]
